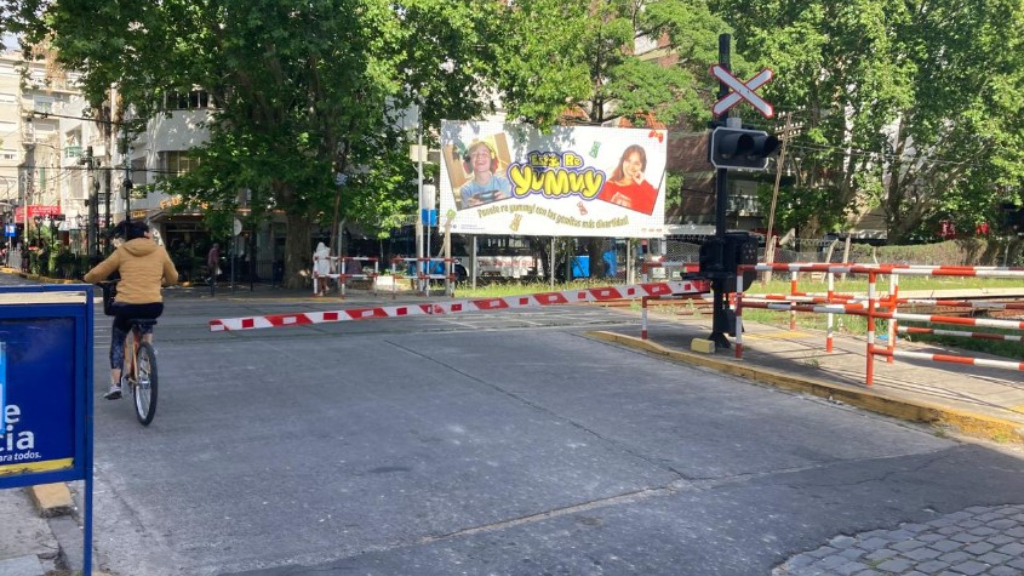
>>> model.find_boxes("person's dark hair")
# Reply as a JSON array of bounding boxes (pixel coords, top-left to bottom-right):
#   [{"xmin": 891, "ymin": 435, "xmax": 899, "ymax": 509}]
[{"xmin": 113, "ymin": 219, "xmax": 150, "ymax": 240}]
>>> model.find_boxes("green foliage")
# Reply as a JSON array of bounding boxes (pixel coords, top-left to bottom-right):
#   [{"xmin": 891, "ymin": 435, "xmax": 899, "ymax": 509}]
[
  {"xmin": 713, "ymin": 0, "xmax": 1024, "ymax": 243},
  {"xmin": 497, "ymin": 0, "xmax": 733, "ymax": 130},
  {"xmin": 843, "ymin": 238, "xmax": 1024, "ymax": 267},
  {"xmin": 15, "ymin": 0, "xmax": 509, "ymax": 287}
]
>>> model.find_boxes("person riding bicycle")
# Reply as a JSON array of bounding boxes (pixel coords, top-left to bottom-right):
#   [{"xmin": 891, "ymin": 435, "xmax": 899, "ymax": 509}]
[{"xmin": 85, "ymin": 220, "xmax": 179, "ymax": 400}]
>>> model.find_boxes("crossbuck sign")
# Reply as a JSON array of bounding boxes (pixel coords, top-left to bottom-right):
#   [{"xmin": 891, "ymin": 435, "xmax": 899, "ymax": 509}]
[{"xmin": 710, "ymin": 65, "xmax": 775, "ymax": 119}]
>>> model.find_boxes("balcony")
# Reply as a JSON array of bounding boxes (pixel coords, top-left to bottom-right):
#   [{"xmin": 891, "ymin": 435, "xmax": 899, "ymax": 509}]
[{"xmin": 728, "ymin": 195, "xmax": 761, "ymax": 217}]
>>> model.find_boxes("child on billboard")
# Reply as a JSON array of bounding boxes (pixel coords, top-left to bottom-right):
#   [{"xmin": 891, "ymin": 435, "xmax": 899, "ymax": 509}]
[
  {"xmin": 460, "ymin": 141, "xmax": 511, "ymax": 208},
  {"xmin": 597, "ymin": 144, "xmax": 658, "ymax": 215}
]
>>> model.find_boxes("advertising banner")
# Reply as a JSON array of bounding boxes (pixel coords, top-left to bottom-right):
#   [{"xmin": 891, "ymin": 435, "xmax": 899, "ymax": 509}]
[
  {"xmin": 439, "ymin": 121, "xmax": 667, "ymax": 238},
  {"xmin": 0, "ymin": 286, "xmax": 92, "ymax": 489},
  {"xmin": 0, "ymin": 285, "xmax": 96, "ymax": 575}
]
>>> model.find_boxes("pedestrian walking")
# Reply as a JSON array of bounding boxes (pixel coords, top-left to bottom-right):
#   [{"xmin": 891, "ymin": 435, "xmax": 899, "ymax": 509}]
[{"xmin": 207, "ymin": 242, "xmax": 220, "ymax": 295}]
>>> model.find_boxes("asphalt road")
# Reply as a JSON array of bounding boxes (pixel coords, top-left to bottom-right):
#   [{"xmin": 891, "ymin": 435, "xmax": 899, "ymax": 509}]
[{"xmin": 24, "ymin": 281, "xmax": 1024, "ymax": 576}]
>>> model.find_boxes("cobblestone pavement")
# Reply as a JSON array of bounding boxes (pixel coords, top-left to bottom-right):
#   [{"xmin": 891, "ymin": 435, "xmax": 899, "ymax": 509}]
[{"xmin": 774, "ymin": 505, "xmax": 1024, "ymax": 576}]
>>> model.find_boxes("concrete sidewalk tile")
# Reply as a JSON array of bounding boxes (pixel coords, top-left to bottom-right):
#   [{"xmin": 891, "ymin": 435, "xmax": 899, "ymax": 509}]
[
  {"xmin": 0, "ymin": 555, "xmax": 44, "ymax": 576},
  {"xmin": 29, "ymin": 483, "xmax": 74, "ymax": 518},
  {"xmin": 0, "ymin": 488, "xmax": 59, "ymax": 564}
]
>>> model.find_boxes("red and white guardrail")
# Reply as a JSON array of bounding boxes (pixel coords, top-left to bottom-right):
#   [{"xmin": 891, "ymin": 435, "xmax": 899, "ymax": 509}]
[
  {"xmin": 209, "ymin": 280, "xmax": 707, "ymax": 332},
  {"xmin": 734, "ymin": 262, "xmax": 1024, "ymax": 385}
]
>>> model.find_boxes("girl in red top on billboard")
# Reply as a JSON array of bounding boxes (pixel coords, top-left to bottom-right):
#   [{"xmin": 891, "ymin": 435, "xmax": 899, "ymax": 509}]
[{"xmin": 597, "ymin": 144, "xmax": 658, "ymax": 215}]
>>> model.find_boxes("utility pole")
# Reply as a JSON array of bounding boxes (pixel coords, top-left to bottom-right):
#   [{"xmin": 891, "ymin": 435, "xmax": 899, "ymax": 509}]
[
  {"xmin": 123, "ymin": 139, "xmax": 133, "ymax": 221},
  {"xmin": 763, "ymin": 111, "xmax": 793, "ymax": 284},
  {"xmin": 103, "ymin": 92, "xmax": 115, "ymax": 244},
  {"xmin": 80, "ymin": 146, "xmax": 99, "ymax": 259},
  {"xmin": 103, "ymin": 163, "xmax": 111, "ymax": 242}
]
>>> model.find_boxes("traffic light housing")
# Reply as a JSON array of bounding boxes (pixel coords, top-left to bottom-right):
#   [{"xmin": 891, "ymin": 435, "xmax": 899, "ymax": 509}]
[
  {"xmin": 709, "ymin": 127, "xmax": 779, "ymax": 171},
  {"xmin": 698, "ymin": 232, "xmax": 759, "ymax": 291}
]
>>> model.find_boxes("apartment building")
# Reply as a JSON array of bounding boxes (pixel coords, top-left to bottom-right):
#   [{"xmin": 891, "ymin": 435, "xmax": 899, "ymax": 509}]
[{"xmin": 0, "ymin": 47, "xmax": 97, "ymax": 254}]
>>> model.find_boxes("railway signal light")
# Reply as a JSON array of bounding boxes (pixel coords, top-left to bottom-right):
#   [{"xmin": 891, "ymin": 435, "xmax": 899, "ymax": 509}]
[{"xmin": 709, "ymin": 127, "xmax": 779, "ymax": 171}]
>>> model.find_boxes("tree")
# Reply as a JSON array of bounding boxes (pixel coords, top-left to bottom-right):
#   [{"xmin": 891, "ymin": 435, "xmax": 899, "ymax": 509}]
[
  {"xmin": 496, "ymin": 0, "xmax": 734, "ymax": 131},
  {"xmin": 12, "ymin": 0, "xmax": 506, "ymax": 287},
  {"xmin": 713, "ymin": 0, "xmax": 1024, "ymax": 243},
  {"xmin": 494, "ymin": 0, "xmax": 735, "ymax": 275}
]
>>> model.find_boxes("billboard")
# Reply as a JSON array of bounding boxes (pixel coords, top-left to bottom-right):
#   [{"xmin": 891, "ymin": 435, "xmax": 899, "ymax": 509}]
[{"xmin": 439, "ymin": 121, "xmax": 667, "ymax": 238}]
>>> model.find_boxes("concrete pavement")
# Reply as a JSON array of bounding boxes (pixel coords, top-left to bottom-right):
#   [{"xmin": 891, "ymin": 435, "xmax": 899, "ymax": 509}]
[{"xmin": 2, "ymin": 275, "xmax": 1023, "ymax": 575}]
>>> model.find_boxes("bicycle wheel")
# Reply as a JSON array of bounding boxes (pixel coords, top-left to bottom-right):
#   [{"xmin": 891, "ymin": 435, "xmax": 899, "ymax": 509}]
[{"xmin": 134, "ymin": 342, "xmax": 159, "ymax": 426}]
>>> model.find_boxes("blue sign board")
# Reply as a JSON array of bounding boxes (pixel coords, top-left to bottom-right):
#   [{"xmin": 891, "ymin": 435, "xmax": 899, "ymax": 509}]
[
  {"xmin": 4, "ymin": 224, "xmax": 15, "ymax": 237},
  {"xmin": 421, "ymin": 208, "xmax": 438, "ymax": 227},
  {"xmin": 0, "ymin": 284, "xmax": 94, "ymax": 574}
]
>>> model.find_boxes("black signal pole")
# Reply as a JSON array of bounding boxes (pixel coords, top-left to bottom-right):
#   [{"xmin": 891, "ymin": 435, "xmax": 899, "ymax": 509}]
[{"xmin": 709, "ymin": 33, "xmax": 732, "ymax": 349}]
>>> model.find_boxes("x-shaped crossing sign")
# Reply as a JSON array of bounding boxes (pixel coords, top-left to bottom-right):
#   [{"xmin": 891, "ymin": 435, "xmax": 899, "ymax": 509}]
[{"xmin": 711, "ymin": 65, "xmax": 775, "ymax": 119}]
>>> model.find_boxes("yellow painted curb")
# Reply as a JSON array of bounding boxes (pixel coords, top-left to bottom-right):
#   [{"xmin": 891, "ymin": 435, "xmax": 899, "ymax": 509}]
[
  {"xmin": 589, "ymin": 331, "xmax": 1024, "ymax": 445},
  {"xmin": 689, "ymin": 338, "xmax": 716, "ymax": 354},
  {"xmin": 29, "ymin": 482, "xmax": 74, "ymax": 518}
]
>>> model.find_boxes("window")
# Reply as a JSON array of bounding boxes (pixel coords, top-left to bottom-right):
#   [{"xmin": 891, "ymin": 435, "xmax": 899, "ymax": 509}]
[
  {"xmin": 164, "ymin": 90, "xmax": 211, "ymax": 110},
  {"xmin": 33, "ymin": 96, "xmax": 54, "ymax": 114},
  {"xmin": 189, "ymin": 90, "xmax": 209, "ymax": 109},
  {"xmin": 0, "ymin": 149, "xmax": 17, "ymax": 160},
  {"xmin": 163, "ymin": 151, "xmax": 198, "ymax": 176},
  {"xmin": 131, "ymin": 157, "xmax": 146, "ymax": 186},
  {"xmin": 69, "ymin": 173, "xmax": 84, "ymax": 200}
]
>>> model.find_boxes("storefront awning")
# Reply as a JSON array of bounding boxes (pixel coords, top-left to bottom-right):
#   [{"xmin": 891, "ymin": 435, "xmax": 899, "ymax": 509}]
[{"xmin": 14, "ymin": 205, "xmax": 62, "ymax": 224}]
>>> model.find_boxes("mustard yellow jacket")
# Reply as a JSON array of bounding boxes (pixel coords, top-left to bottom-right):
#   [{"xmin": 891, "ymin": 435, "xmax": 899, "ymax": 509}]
[{"xmin": 85, "ymin": 239, "xmax": 179, "ymax": 304}]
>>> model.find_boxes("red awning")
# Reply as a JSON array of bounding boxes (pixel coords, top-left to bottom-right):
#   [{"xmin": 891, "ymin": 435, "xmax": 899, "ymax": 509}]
[{"xmin": 14, "ymin": 205, "xmax": 62, "ymax": 224}]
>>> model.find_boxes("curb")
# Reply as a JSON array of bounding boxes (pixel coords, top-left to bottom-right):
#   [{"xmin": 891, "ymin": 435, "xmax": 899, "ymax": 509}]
[
  {"xmin": 28, "ymin": 483, "xmax": 74, "ymax": 518},
  {"xmin": 589, "ymin": 330, "xmax": 1024, "ymax": 445}
]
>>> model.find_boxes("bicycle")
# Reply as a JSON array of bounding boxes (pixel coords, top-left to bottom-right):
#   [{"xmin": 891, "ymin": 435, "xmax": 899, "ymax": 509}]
[{"xmin": 98, "ymin": 281, "xmax": 159, "ymax": 426}]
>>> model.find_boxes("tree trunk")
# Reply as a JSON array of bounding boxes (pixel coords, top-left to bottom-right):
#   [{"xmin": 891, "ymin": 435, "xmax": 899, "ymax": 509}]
[
  {"xmin": 586, "ymin": 239, "xmax": 603, "ymax": 279},
  {"xmin": 528, "ymin": 237, "xmax": 551, "ymax": 281},
  {"xmin": 284, "ymin": 211, "xmax": 314, "ymax": 289}
]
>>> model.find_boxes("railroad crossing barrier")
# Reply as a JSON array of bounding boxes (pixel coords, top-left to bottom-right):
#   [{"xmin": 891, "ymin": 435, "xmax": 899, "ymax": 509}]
[
  {"xmin": 209, "ymin": 281, "xmax": 706, "ymax": 332},
  {"xmin": 734, "ymin": 263, "xmax": 1024, "ymax": 386},
  {"xmin": 640, "ymin": 260, "xmax": 698, "ymax": 283},
  {"xmin": 390, "ymin": 257, "xmax": 459, "ymax": 298},
  {"xmin": 312, "ymin": 256, "xmax": 380, "ymax": 296}
]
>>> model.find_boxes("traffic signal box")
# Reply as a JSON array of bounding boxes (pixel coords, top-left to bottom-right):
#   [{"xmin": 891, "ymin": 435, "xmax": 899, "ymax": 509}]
[
  {"xmin": 698, "ymin": 232, "xmax": 758, "ymax": 292},
  {"xmin": 709, "ymin": 127, "xmax": 779, "ymax": 171}
]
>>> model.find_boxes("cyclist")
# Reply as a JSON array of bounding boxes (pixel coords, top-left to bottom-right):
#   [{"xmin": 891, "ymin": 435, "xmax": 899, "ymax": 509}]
[{"xmin": 85, "ymin": 220, "xmax": 179, "ymax": 400}]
